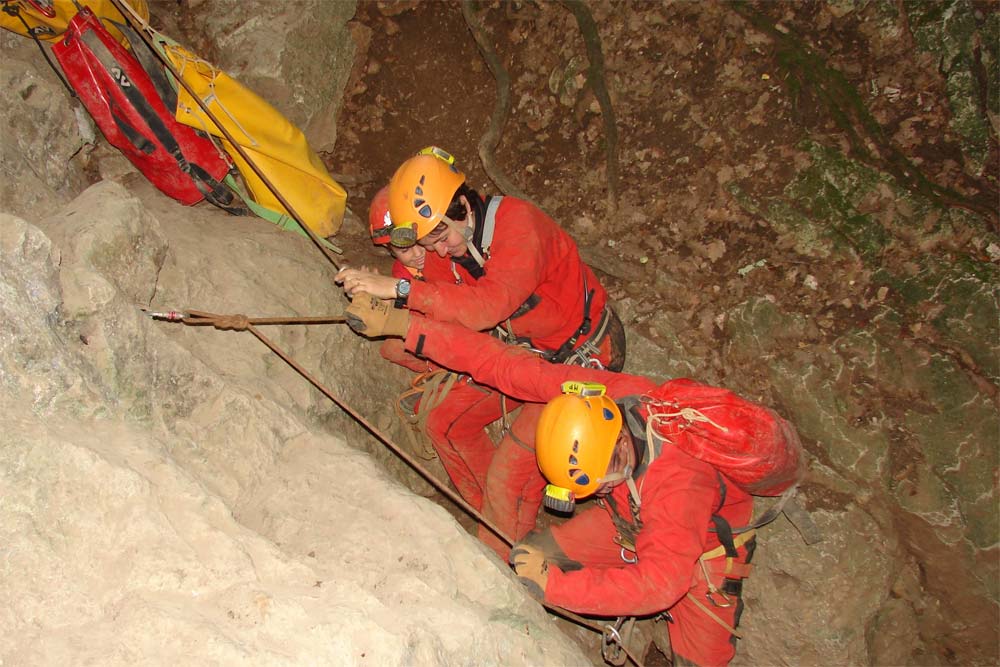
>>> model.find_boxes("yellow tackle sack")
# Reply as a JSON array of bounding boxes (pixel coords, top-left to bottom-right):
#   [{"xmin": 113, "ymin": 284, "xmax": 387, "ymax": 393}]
[
  {"xmin": 0, "ymin": 0, "xmax": 148, "ymax": 47},
  {"xmin": 159, "ymin": 42, "xmax": 346, "ymax": 238}
]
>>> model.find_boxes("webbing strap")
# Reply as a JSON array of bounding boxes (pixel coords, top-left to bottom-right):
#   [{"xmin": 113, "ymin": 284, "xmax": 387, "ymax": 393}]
[
  {"xmin": 481, "ymin": 195, "xmax": 502, "ymax": 256},
  {"xmin": 685, "ymin": 592, "xmax": 742, "ymax": 639},
  {"xmin": 699, "ymin": 529, "xmax": 756, "ymax": 562},
  {"xmin": 223, "ymin": 175, "xmax": 342, "ymax": 252},
  {"xmin": 547, "ymin": 276, "xmax": 594, "ymax": 363},
  {"xmin": 711, "ymin": 514, "xmax": 739, "ymax": 560},
  {"xmin": 725, "ymin": 484, "xmax": 800, "ymax": 535},
  {"xmin": 81, "ymin": 25, "xmax": 238, "ymax": 212},
  {"xmin": 9, "ymin": 3, "xmax": 75, "ymax": 96}
]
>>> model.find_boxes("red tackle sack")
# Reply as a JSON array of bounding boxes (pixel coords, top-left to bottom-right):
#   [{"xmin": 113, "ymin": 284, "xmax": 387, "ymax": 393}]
[
  {"xmin": 639, "ymin": 378, "xmax": 805, "ymax": 496},
  {"xmin": 51, "ymin": 7, "xmax": 236, "ymax": 207}
]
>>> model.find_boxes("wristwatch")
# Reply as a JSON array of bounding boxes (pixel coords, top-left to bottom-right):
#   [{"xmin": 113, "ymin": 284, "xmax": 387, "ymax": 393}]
[{"xmin": 394, "ymin": 278, "xmax": 411, "ymax": 307}]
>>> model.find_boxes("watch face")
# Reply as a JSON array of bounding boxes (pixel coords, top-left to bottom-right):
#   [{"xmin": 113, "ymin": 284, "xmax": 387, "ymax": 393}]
[{"xmin": 398, "ymin": 279, "xmax": 411, "ymax": 297}]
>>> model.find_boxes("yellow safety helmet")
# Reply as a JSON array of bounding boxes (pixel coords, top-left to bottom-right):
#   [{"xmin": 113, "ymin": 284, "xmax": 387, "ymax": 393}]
[
  {"xmin": 387, "ymin": 146, "xmax": 465, "ymax": 247},
  {"xmin": 536, "ymin": 381, "xmax": 623, "ymax": 510}
]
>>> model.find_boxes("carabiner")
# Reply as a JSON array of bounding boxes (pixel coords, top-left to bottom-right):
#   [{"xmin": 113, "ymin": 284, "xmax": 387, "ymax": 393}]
[{"xmin": 601, "ymin": 617, "xmax": 628, "ymax": 667}]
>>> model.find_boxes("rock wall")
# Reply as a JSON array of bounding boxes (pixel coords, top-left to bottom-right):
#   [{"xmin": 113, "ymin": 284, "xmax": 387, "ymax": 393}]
[
  {"xmin": 149, "ymin": 0, "xmax": 357, "ymax": 153},
  {"xmin": 2, "ymin": 1, "xmax": 996, "ymax": 665},
  {"xmin": 0, "ymin": 19, "xmax": 589, "ymax": 665},
  {"xmin": 0, "ymin": 182, "xmax": 590, "ymax": 666}
]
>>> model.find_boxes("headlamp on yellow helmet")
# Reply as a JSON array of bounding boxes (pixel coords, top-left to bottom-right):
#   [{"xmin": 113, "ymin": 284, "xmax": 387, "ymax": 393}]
[
  {"xmin": 387, "ymin": 146, "xmax": 465, "ymax": 248},
  {"xmin": 536, "ymin": 381, "xmax": 623, "ymax": 513}
]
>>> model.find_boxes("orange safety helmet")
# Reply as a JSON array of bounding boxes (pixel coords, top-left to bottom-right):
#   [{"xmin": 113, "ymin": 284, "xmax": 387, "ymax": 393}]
[
  {"xmin": 387, "ymin": 146, "xmax": 465, "ymax": 247},
  {"xmin": 369, "ymin": 186, "xmax": 393, "ymax": 245},
  {"xmin": 536, "ymin": 381, "xmax": 623, "ymax": 502}
]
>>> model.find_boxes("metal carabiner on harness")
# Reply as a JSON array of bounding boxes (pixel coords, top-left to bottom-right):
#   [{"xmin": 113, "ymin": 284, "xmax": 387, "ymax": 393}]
[{"xmin": 613, "ymin": 534, "xmax": 638, "ymax": 564}]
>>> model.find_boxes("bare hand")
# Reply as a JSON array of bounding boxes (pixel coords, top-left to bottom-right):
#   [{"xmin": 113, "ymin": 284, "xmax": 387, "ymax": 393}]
[{"xmin": 335, "ymin": 266, "xmax": 398, "ymax": 299}]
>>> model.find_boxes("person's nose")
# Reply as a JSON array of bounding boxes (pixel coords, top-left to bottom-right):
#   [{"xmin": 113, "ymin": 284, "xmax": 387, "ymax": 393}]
[{"xmin": 434, "ymin": 240, "xmax": 449, "ymax": 257}]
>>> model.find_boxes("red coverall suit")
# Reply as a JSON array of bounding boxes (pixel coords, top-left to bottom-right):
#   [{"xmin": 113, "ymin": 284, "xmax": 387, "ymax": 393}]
[
  {"xmin": 379, "ymin": 261, "xmax": 432, "ymax": 374},
  {"xmin": 404, "ymin": 316, "xmax": 754, "ymax": 667},
  {"xmin": 407, "ymin": 196, "xmax": 614, "ymax": 556}
]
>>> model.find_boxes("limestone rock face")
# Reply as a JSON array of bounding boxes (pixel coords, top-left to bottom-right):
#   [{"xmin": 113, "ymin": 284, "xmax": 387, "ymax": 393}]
[
  {"xmin": 166, "ymin": 0, "xmax": 357, "ymax": 152},
  {"xmin": 0, "ymin": 185, "xmax": 590, "ymax": 666},
  {"xmin": 0, "ymin": 34, "xmax": 94, "ymax": 221}
]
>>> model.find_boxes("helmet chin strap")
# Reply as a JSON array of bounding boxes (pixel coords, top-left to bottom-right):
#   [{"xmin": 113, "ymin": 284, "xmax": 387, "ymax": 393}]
[
  {"xmin": 442, "ymin": 214, "xmax": 485, "ymax": 267},
  {"xmin": 597, "ymin": 465, "xmax": 643, "ymax": 510}
]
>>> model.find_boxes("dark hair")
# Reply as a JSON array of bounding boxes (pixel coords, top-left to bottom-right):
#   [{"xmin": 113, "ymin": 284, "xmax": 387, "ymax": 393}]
[{"xmin": 446, "ymin": 183, "xmax": 480, "ymax": 220}]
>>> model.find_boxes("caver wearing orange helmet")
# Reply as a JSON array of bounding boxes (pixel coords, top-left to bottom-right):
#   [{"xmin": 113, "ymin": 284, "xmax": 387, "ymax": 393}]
[
  {"xmin": 336, "ymin": 147, "xmax": 627, "ymax": 559},
  {"xmin": 342, "ymin": 303, "xmax": 805, "ymax": 667}
]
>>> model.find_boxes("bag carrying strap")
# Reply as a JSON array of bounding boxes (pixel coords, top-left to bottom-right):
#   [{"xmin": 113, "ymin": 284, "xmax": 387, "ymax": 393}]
[{"xmin": 4, "ymin": 1, "xmax": 76, "ymax": 95}]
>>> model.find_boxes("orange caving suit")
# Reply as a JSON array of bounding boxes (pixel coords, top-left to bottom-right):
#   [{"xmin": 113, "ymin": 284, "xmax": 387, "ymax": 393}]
[
  {"xmin": 405, "ymin": 316, "xmax": 756, "ymax": 667},
  {"xmin": 406, "ymin": 196, "xmax": 615, "ymax": 556}
]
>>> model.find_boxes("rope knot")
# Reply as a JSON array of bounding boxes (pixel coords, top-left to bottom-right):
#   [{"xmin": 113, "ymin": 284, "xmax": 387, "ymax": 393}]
[{"xmin": 214, "ymin": 314, "xmax": 250, "ymax": 331}]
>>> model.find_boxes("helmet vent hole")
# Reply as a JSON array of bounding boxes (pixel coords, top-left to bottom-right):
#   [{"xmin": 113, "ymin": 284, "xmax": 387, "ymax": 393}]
[
  {"xmin": 415, "ymin": 185, "xmax": 423, "ymax": 196},
  {"xmin": 417, "ymin": 204, "xmax": 432, "ymax": 218},
  {"xmin": 569, "ymin": 470, "xmax": 590, "ymax": 485},
  {"xmin": 568, "ymin": 455, "xmax": 578, "ymax": 465},
  {"xmin": 419, "ymin": 175, "xmax": 425, "ymax": 185},
  {"xmin": 602, "ymin": 408, "xmax": 615, "ymax": 420},
  {"xmin": 572, "ymin": 440, "xmax": 579, "ymax": 453}
]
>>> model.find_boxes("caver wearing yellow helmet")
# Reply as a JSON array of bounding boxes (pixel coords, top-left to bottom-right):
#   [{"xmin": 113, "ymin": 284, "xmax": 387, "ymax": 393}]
[
  {"xmin": 339, "ymin": 306, "xmax": 804, "ymax": 667},
  {"xmin": 535, "ymin": 382, "xmax": 629, "ymax": 513},
  {"xmin": 385, "ymin": 146, "xmax": 469, "ymax": 250},
  {"xmin": 336, "ymin": 145, "xmax": 627, "ymax": 563}
]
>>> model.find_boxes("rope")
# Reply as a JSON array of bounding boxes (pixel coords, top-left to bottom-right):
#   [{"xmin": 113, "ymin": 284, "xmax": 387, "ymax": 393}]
[
  {"xmin": 395, "ymin": 370, "xmax": 458, "ymax": 460},
  {"xmin": 152, "ymin": 307, "xmax": 645, "ymax": 665}
]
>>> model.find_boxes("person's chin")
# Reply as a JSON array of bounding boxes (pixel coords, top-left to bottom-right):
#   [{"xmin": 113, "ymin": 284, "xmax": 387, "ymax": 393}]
[{"xmin": 449, "ymin": 247, "xmax": 467, "ymax": 258}]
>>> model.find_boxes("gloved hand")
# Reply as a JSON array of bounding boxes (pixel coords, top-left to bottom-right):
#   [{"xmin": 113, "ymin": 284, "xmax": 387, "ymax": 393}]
[
  {"xmin": 345, "ymin": 292, "xmax": 410, "ymax": 338},
  {"xmin": 510, "ymin": 543, "xmax": 549, "ymax": 598}
]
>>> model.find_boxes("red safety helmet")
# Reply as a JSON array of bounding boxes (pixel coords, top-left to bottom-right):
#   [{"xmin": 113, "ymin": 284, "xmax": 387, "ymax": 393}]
[{"xmin": 369, "ymin": 186, "xmax": 393, "ymax": 246}]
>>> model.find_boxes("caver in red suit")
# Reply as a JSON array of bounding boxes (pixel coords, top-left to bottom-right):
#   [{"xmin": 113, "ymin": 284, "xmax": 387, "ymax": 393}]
[
  {"xmin": 409, "ymin": 196, "xmax": 620, "ymax": 555},
  {"xmin": 403, "ymin": 315, "xmax": 762, "ymax": 667}
]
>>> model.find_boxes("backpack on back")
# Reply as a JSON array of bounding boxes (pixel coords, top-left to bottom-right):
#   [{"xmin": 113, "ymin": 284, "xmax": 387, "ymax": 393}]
[{"xmin": 637, "ymin": 378, "xmax": 805, "ymax": 497}]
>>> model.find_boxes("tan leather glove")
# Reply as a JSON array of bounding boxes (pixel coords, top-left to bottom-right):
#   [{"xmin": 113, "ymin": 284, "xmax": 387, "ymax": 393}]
[
  {"xmin": 345, "ymin": 292, "xmax": 410, "ymax": 338},
  {"xmin": 510, "ymin": 543, "xmax": 549, "ymax": 598}
]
